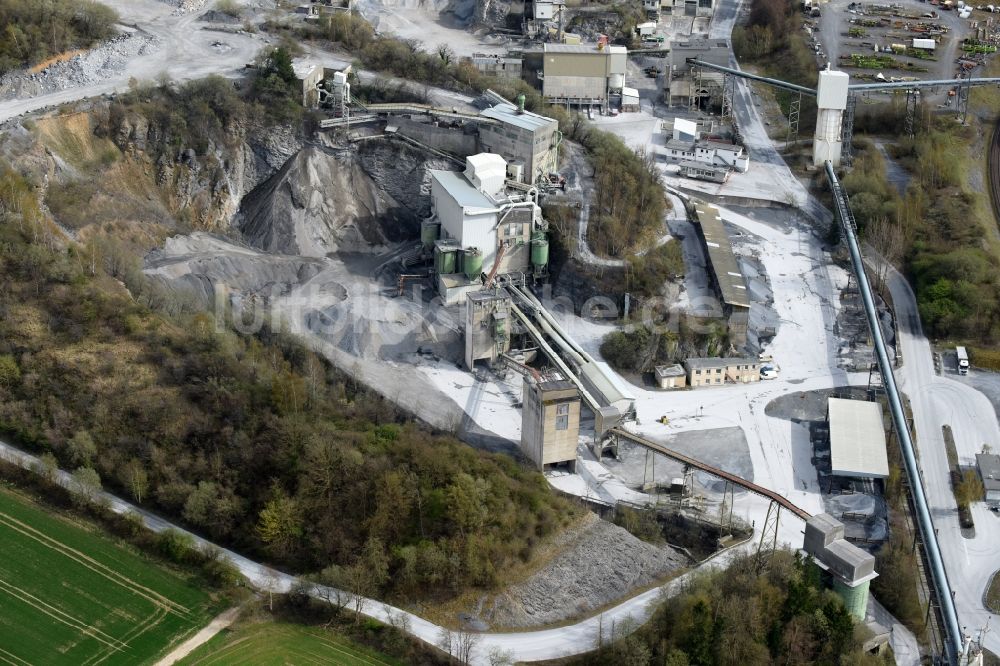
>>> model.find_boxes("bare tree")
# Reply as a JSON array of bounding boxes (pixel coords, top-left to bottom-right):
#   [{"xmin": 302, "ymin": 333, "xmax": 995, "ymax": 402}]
[
  {"xmin": 867, "ymin": 215, "xmax": 905, "ymax": 296},
  {"xmin": 487, "ymin": 646, "xmax": 514, "ymax": 666},
  {"xmin": 455, "ymin": 630, "xmax": 481, "ymax": 665},
  {"xmin": 438, "ymin": 627, "xmax": 454, "ymax": 663}
]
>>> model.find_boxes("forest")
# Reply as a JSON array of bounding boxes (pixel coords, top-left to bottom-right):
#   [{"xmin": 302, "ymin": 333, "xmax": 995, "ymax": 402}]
[
  {"xmin": 841, "ymin": 126, "xmax": 1000, "ymax": 343},
  {"xmin": 569, "ymin": 551, "xmax": 890, "ymax": 666},
  {"xmin": 0, "ymin": 0, "xmax": 118, "ymax": 75},
  {"xmin": 0, "ymin": 163, "xmax": 581, "ymax": 605}
]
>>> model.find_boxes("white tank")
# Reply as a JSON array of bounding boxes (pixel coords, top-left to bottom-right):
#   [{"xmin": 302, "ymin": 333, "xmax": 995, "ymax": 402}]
[{"xmin": 609, "ymin": 72, "xmax": 625, "ymax": 91}]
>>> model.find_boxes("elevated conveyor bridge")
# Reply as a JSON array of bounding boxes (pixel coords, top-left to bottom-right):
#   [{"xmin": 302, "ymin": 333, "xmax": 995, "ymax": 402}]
[{"xmin": 607, "ymin": 428, "xmax": 811, "ymax": 521}]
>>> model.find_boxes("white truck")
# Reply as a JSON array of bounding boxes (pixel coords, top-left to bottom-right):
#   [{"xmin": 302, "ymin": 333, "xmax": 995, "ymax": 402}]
[{"xmin": 957, "ymin": 346, "xmax": 969, "ymax": 375}]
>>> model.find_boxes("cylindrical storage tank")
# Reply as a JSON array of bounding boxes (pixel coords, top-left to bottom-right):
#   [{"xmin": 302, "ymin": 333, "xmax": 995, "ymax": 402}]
[
  {"xmin": 609, "ymin": 72, "xmax": 625, "ymax": 91},
  {"xmin": 531, "ymin": 232, "xmax": 549, "ymax": 267},
  {"xmin": 463, "ymin": 247, "xmax": 483, "ymax": 280},
  {"xmin": 435, "ymin": 247, "xmax": 456, "ymax": 274},
  {"xmin": 517, "ymin": 94, "xmax": 526, "ymax": 113},
  {"xmin": 421, "ymin": 221, "xmax": 440, "ymax": 249},
  {"xmin": 832, "ymin": 578, "xmax": 870, "ymax": 621}
]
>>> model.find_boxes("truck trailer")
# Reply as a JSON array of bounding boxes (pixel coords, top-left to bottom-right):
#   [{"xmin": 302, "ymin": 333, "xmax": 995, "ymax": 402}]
[{"xmin": 957, "ymin": 346, "xmax": 969, "ymax": 375}]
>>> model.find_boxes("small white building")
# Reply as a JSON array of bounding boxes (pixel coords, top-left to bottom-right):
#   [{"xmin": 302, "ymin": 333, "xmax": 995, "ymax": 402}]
[{"xmin": 663, "ymin": 118, "xmax": 749, "ymax": 172}]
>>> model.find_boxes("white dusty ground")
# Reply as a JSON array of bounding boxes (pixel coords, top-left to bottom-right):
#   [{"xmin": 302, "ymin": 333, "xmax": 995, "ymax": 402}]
[
  {"xmin": 0, "ymin": 0, "xmax": 266, "ymax": 125},
  {"xmin": 355, "ymin": 0, "xmax": 508, "ymax": 56}
]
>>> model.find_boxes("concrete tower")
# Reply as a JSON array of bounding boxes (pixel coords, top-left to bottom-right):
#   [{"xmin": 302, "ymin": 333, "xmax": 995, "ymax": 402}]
[{"xmin": 813, "ymin": 67, "xmax": 850, "ymax": 167}]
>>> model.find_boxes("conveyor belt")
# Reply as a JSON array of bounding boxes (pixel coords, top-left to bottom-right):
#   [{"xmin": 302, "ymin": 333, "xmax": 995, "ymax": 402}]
[{"xmin": 608, "ymin": 427, "xmax": 811, "ymax": 521}]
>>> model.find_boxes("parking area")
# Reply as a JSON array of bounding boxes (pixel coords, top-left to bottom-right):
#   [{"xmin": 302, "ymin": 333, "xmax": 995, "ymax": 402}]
[{"xmin": 811, "ymin": 0, "xmax": 995, "ymax": 84}]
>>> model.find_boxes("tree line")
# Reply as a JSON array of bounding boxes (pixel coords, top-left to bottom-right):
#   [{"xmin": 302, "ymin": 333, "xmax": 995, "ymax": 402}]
[
  {"xmin": 571, "ymin": 551, "xmax": 890, "ymax": 666},
  {"xmin": 0, "ymin": 0, "xmax": 118, "ymax": 76},
  {"xmin": 841, "ymin": 126, "xmax": 1000, "ymax": 343}
]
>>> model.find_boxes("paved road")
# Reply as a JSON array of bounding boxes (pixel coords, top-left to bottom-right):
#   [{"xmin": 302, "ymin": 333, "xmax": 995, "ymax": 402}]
[
  {"xmin": 0, "ymin": 437, "xmax": 743, "ymax": 665},
  {"xmin": 887, "ymin": 267, "xmax": 1000, "ymax": 656}
]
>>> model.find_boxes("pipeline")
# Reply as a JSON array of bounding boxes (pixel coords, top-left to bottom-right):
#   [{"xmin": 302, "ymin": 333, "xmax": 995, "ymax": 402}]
[
  {"xmin": 686, "ymin": 59, "xmax": 817, "ymax": 95},
  {"xmin": 825, "ymin": 161, "xmax": 962, "ymax": 664}
]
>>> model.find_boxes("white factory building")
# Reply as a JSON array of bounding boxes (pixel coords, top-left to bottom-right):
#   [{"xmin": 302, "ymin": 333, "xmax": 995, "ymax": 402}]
[
  {"xmin": 427, "ymin": 154, "xmax": 547, "ymax": 305},
  {"xmin": 663, "ymin": 117, "xmax": 749, "ymax": 172}
]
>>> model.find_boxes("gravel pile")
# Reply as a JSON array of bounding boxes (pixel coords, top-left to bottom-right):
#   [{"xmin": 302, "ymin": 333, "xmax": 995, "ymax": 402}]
[
  {"xmin": 158, "ymin": 0, "xmax": 211, "ymax": 11},
  {"xmin": 483, "ymin": 512, "xmax": 688, "ymax": 628},
  {"xmin": 0, "ymin": 32, "xmax": 157, "ymax": 101}
]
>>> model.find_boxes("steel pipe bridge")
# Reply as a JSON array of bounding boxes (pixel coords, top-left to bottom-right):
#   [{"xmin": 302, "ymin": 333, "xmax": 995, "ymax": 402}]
[{"xmin": 825, "ymin": 161, "xmax": 963, "ymax": 665}]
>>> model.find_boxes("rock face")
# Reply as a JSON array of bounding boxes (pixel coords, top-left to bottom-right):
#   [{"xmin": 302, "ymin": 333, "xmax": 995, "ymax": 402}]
[
  {"xmin": 483, "ymin": 512, "xmax": 688, "ymax": 628},
  {"xmin": 100, "ymin": 107, "xmax": 303, "ymax": 230}
]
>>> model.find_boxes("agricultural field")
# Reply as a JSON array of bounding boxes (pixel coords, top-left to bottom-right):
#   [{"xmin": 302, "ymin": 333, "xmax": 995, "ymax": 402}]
[
  {"xmin": 179, "ymin": 621, "xmax": 399, "ymax": 666},
  {"xmin": 0, "ymin": 487, "xmax": 219, "ymax": 665}
]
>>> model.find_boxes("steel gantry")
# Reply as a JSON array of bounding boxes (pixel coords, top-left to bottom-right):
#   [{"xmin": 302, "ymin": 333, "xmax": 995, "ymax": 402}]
[{"xmin": 686, "ymin": 58, "xmax": 1000, "ymax": 163}]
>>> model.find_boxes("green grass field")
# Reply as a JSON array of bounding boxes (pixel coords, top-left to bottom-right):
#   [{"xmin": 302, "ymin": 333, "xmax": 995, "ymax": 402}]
[
  {"xmin": 0, "ymin": 487, "xmax": 218, "ymax": 665},
  {"xmin": 179, "ymin": 622, "xmax": 399, "ymax": 666}
]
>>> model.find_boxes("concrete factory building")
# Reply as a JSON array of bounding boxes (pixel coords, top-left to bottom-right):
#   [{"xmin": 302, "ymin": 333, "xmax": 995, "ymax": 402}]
[
  {"xmin": 292, "ymin": 59, "xmax": 323, "ymax": 108},
  {"xmin": 691, "ymin": 203, "xmax": 750, "ymax": 346},
  {"xmin": 803, "ymin": 514, "xmax": 878, "ymax": 620},
  {"xmin": 977, "ymin": 453, "xmax": 1000, "ymax": 503},
  {"xmin": 664, "ymin": 118, "xmax": 749, "ymax": 172},
  {"xmin": 541, "ymin": 43, "xmax": 628, "ymax": 108},
  {"xmin": 827, "ymin": 398, "xmax": 890, "ymax": 479},
  {"xmin": 479, "ymin": 100, "xmax": 560, "ymax": 184},
  {"xmin": 427, "ymin": 153, "xmax": 549, "ymax": 305},
  {"xmin": 468, "ymin": 53, "xmax": 523, "ymax": 81},
  {"xmin": 520, "ymin": 377, "xmax": 581, "ymax": 471},
  {"xmin": 465, "ymin": 289, "xmax": 512, "ymax": 370},
  {"xmin": 661, "ymin": 0, "xmax": 714, "ymax": 18},
  {"xmin": 684, "ymin": 357, "xmax": 760, "ymax": 387},
  {"xmin": 668, "ymin": 38, "xmax": 731, "ymax": 76}
]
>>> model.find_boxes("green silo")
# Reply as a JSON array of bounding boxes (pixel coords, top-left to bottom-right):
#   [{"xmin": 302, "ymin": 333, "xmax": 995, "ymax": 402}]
[
  {"xmin": 832, "ymin": 578, "xmax": 870, "ymax": 621},
  {"xmin": 420, "ymin": 221, "xmax": 440, "ymax": 250},
  {"xmin": 434, "ymin": 245, "xmax": 456, "ymax": 274},
  {"xmin": 531, "ymin": 231, "xmax": 549, "ymax": 268},
  {"xmin": 463, "ymin": 248, "xmax": 484, "ymax": 280}
]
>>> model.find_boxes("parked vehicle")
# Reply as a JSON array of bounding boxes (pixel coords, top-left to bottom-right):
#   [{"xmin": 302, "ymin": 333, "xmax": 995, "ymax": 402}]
[
  {"xmin": 760, "ymin": 365, "xmax": 779, "ymax": 380},
  {"xmin": 957, "ymin": 346, "xmax": 969, "ymax": 375}
]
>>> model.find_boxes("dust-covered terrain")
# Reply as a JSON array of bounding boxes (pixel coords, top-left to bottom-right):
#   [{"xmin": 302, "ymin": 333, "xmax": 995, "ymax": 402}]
[{"xmin": 481, "ymin": 511, "xmax": 688, "ymax": 628}]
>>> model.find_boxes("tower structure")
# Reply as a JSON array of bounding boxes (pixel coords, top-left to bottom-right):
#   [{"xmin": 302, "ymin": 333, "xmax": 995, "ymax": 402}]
[{"xmin": 812, "ymin": 66, "xmax": 850, "ymax": 167}]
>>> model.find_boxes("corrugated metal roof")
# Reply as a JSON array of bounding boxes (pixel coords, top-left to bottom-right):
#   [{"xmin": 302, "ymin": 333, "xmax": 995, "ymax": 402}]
[
  {"xmin": 693, "ymin": 203, "xmax": 749, "ymax": 308},
  {"xmin": 544, "ymin": 43, "xmax": 609, "ymax": 54},
  {"xmin": 481, "ymin": 103, "xmax": 557, "ymax": 132},
  {"xmin": 430, "ymin": 170, "xmax": 496, "ymax": 211},
  {"xmin": 977, "ymin": 453, "xmax": 1000, "ymax": 491},
  {"xmin": 828, "ymin": 398, "xmax": 890, "ymax": 479}
]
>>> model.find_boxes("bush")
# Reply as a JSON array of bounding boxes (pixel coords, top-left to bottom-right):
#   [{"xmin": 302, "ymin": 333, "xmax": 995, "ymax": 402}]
[
  {"xmin": 0, "ymin": 0, "xmax": 119, "ymax": 75},
  {"xmin": 157, "ymin": 528, "xmax": 197, "ymax": 564}
]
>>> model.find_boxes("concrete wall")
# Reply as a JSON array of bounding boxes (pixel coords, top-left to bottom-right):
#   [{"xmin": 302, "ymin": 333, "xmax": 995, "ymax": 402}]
[
  {"xmin": 544, "ymin": 75, "xmax": 607, "ymax": 102},
  {"xmin": 396, "ymin": 118, "xmax": 478, "ymax": 157},
  {"xmin": 657, "ymin": 374, "xmax": 686, "ymax": 388}
]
